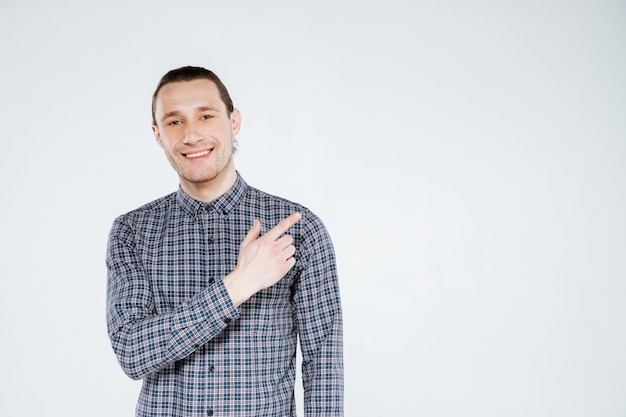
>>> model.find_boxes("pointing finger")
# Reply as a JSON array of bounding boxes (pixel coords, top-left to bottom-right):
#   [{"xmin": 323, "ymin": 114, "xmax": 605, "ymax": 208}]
[{"xmin": 265, "ymin": 212, "xmax": 301, "ymax": 240}]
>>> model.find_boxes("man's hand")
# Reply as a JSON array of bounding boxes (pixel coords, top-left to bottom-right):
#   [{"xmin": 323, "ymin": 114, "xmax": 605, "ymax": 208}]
[{"xmin": 224, "ymin": 212, "xmax": 302, "ymax": 307}]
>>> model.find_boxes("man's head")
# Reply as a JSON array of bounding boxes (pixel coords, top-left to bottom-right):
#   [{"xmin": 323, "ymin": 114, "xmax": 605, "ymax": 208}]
[
  {"xmin": 151, "ymin": 66, "xmax": 234, "ymax": 126},
  {"xmin": 151, "ymin": 66, "xmax": 242, "ymax": 202}
]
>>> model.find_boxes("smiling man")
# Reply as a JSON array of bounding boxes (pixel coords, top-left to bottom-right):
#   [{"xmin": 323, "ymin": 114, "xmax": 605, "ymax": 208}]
[{"xmin": 106, "ymin": 66, "xmax": 344, "ymax": 417}]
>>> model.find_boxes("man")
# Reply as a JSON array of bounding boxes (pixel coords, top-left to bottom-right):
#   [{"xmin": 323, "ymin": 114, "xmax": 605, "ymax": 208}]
[{"xmin": 106, "ymin": 66, "xmax": 343, "ymax": 417}]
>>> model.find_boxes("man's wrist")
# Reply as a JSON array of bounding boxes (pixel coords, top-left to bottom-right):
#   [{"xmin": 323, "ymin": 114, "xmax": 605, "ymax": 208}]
[{"xmin": 223, "ymin": 270, "xmax": 254, "ymax": 308}]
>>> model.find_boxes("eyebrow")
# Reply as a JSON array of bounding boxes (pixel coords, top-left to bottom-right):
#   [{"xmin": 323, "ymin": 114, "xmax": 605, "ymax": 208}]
[{"xmin": 160, "ymin": 106, "xmax": 220, "ymax": 121}]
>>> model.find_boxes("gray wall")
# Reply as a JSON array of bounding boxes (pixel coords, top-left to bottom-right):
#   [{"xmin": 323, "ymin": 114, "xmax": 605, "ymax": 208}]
[{"xmin": 1, "ymin": 1, "xmax": 625, "ymax": 416}]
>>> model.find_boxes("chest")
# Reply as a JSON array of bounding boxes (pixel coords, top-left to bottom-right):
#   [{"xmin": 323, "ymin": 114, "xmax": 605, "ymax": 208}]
[{"xmin": 136, "ymin": 213, "xmax": 297, "ymax": 313}]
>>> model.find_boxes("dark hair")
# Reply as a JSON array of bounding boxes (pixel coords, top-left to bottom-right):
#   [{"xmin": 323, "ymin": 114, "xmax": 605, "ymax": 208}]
[{"xmin": 151, "ymin": 66, "xmax": 234, "ymax": 125}]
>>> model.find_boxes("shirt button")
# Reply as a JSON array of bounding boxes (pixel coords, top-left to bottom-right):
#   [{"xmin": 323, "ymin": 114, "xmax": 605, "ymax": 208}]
[
  {"xmin": 209, "ymin": 278, "xmax": 215, "ymax": 284},
  {"xmin": 209, "ymin": 365, "xmax": 215, "ymax": 372},
  {"xmin": 207, "ymin": 410, "xmax": 213, "ymax": 416},
  {"xmin": 207, "ymin": 237, "xmax": 214, "ymax": 243}
]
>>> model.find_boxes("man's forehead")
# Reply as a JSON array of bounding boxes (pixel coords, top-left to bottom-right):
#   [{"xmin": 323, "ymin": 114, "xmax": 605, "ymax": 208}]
[{"xmin": 156, "ymin": 79, "xmax": 224, "ymax": 112}]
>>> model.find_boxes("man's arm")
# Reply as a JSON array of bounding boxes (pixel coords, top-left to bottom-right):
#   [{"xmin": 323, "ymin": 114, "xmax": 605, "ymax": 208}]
[
  {"xmin": 106, "ymin": 216, "xmax": 238, "ymax": 380},
  {"xmin": 296, "ymin": 213, "xmax": 344, "ymax": 416},
  {"xmin": 106, "ymin": 212, "xmax": 301, "ymax": 380}
]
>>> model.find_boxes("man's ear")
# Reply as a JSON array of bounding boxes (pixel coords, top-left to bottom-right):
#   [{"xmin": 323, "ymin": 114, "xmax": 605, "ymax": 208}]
[
  {"xmin": 152, "ymin": 124, "xmax": 163, "ymax": 148},
  {"xmin": 230, "ymin": 108, "xmax": 242, "ymax": 137}
]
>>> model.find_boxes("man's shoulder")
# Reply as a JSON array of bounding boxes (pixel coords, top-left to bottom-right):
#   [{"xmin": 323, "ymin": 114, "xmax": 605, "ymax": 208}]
[
  {"xmin": 245, "ymin": 185, "xmax": 328, "ymax": 234},
  {"xmin": 113, "ymin": 192, "xmax": 178, "ymax": 225},
  {"xmin": 245, "ymin": 185, "xmax": 317, "ymax": 218},
  {"xmin": 247, "ymin": 185, "xmax": 306, "ymax": 209}
]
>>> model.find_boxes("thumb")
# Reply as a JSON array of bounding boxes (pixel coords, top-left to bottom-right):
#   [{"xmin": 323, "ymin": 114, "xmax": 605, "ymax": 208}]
[{"xmin": 240, "ymin": 219, "xmax": 261, "ymax": 249}]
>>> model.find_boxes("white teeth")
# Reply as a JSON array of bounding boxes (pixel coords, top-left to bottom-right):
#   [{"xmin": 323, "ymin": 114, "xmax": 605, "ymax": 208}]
[{"xmin": 186, "ymin": 150, "xmax": 210, "ymax": 158}]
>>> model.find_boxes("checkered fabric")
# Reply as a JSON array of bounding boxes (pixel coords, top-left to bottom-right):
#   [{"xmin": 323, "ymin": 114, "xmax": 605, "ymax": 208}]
[{"xmin": 106, "ymin": 173, "xmax": 343, "ymax": 417}]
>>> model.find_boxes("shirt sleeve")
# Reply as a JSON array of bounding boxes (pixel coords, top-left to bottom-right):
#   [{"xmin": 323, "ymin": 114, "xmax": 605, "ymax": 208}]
[
  {"xmin": 295, "ymin": 212, "xmax": 344, "ymax": 416},
  {"xmin": 105, "ymin": 216, "xmax": 240, "ymax": 380}
]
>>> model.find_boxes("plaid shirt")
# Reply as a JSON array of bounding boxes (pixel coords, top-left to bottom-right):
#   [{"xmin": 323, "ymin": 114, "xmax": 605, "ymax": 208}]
[{"xmin": 106, "ymin": 173, "xmax": 343, "ymax": 417}]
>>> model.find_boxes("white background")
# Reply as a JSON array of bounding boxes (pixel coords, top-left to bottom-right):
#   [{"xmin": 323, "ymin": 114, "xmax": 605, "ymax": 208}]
[{"xmin": 1, "ymin": 1, "xmax": 625, "ymax": 416}]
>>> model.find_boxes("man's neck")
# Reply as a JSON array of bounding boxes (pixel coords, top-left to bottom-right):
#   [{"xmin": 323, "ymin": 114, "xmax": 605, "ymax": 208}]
[{"xmin": 180, "ymin": 167, "xmax": 238, "ymax": 203}]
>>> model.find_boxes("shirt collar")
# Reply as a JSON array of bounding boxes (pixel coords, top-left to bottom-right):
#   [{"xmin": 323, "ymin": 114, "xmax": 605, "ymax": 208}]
[{"xmin": 176, "ymin": 172, "xmax": 248, "ymax": 217}]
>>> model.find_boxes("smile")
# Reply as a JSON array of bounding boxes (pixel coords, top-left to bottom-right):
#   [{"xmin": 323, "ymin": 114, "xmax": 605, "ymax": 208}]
[{"xmin": 184, "ymin": 149, "xmax": 211, "ymax": 158}]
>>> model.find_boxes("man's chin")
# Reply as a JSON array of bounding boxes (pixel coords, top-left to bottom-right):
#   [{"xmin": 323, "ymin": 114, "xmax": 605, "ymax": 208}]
[
  {"xmin": 179, "ymin": 167, "xmax": 232, "ymax": 186},
  {"xmin": 181, "ymin": 174, "xmax": 219, "ymax": 184}
]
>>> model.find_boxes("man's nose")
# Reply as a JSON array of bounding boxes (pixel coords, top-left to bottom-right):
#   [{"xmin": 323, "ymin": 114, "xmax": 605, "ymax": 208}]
[{"xmin": 183, "ymin": 121, "xmax": 204, "ymax": 145}]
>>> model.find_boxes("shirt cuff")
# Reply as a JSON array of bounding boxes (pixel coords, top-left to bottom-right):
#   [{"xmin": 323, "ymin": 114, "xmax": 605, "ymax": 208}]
[{"xmin": 198, "ymin": 278, "xmax": 240, "ymax": 325}]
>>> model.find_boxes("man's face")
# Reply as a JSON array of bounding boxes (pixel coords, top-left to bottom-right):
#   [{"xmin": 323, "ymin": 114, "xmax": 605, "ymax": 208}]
[{"xmin": 152, "ymin": 78, "xmax": 241, "ymax": 191}]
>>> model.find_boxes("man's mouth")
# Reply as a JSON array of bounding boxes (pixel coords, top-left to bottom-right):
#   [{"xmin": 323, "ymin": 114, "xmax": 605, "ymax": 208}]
[{"xmin": 184, "ymin": 149, "xmax": 211, "ymax": 159}]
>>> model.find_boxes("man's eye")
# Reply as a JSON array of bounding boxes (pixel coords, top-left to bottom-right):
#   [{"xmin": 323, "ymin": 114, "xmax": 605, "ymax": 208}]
[
  {"xmin": 168, "ymin": 120, "xmax": 182, "ymax": 126},
  {"xmin": 201, "ymin": 114, "xmax": 213, "ymax": 120}
]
